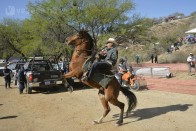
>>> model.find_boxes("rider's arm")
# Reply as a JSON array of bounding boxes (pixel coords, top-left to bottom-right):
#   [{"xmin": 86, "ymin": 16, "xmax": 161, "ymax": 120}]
[
  {"xmin": 187, "ymin": 56, "xmax": 191, "ymax": 62},
  {"xmin": 105, "ymin": 48, "xmax": 118, "ymax": 65}
]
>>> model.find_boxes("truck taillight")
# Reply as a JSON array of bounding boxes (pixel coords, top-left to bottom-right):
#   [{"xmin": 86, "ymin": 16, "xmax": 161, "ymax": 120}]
[{"xmin": 29, "ymin": 74, "xmax": 33, "ymax": 82}]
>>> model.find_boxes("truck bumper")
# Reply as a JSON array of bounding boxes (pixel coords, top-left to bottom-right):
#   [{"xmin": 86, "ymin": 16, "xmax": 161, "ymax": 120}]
[{"xmin": 28, "ymin": 80, "xmax": 63, "ymax": 88}]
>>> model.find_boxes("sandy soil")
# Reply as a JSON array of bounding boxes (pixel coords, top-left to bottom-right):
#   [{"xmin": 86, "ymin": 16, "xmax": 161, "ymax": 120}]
[{"xmin": 0, "ymin": 63, "xmax": 196, "ymax": 131}]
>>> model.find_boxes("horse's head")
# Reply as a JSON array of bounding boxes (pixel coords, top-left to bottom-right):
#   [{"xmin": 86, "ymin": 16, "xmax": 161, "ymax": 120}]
[{"xmin": 66, "ymin": 30, "xmax": 93, "ymax": 47}]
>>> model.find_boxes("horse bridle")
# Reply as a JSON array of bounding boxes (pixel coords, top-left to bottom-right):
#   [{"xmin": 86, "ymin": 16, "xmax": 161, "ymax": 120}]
[{"xmin": 73, "ymin": 39, "xmax": 95, "ymax": 58}]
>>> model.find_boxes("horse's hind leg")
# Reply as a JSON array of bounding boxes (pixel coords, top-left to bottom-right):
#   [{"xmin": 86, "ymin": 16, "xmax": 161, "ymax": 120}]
[
  {"xmin": 109, "ymin": 98, "xmax": 125, "ymax": 126},
  {"xmin": 93, "ymin": 90, "xmax": 110, "ymax": 124}
]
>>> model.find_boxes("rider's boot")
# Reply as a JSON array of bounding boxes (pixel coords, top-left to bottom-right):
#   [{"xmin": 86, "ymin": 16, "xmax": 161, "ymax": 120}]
[{"xmin": 81, "ymin": 72, "xmax": 88, "ymax": 81}]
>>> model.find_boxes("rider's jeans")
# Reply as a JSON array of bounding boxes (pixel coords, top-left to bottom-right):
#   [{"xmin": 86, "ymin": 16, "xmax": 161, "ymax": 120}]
[{"xmin": 87, "ymin": 62, "xmax": 112, "ymax": 78}]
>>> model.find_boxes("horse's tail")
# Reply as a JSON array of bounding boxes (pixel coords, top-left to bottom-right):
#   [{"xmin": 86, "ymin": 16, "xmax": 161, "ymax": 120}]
[{"xmin": 120, "ymin": 87, "xmax": 137, "ymax": 115}]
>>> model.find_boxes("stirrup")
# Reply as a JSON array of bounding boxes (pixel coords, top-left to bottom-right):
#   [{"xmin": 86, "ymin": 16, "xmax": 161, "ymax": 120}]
[
  {"xmin": 81, "ymin": 72, "xmax": 88, "ymax": 81},
  {"xmin": 81, "ymin": 75, "xmax": 88, "ymax": 81}
]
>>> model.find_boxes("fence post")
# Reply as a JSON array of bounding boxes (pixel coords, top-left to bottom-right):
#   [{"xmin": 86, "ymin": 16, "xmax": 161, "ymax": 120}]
[{"xmin": 150, "ymin": 67, "xmax": 153, "ymax": 77}]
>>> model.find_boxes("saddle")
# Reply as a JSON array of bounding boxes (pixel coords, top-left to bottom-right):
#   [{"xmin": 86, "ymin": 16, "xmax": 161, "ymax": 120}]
[{"xmin": 82, "ymin": 55, "xmax": 114, "ymax": 88}]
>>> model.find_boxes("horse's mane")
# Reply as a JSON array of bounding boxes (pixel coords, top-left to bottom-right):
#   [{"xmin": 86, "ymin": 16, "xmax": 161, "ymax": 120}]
[{"xmin": 79, "ymin": 30, "xmax": 94, "ymax": 49}]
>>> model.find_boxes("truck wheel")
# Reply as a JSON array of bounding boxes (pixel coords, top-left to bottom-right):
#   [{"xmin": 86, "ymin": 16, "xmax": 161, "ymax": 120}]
[
  {"xmin": 52, "ymin": 86, "xmax": 60, "ymax": 91},
  {"xmin": 14, "ymin": 79, "xmax": 17, "ymax": 85},
  {"xmin": 26, "ymin": 83, "xmax": 32, "ymax": 94}
]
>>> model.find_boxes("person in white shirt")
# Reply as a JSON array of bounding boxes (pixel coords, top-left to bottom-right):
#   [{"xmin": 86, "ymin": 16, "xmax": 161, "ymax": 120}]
[{"xmin": 187, "ymin": 53, "xmax": 196, "ymax": 75}]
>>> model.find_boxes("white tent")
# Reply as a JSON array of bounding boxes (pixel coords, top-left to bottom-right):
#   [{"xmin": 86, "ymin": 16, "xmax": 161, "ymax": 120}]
[{"xmin": 185, "ymin": 28, "xmax": 196, "ymax": 34}]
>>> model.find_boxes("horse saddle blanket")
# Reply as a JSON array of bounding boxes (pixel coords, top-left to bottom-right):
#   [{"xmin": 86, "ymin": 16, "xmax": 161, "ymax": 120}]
[
  {"xmin": 91, "ymin": 72, "xmax": 114, "ymax": 88},
  {"xmin": 82, "ymin": 54, "xmax": 96, "ymax": 72}
]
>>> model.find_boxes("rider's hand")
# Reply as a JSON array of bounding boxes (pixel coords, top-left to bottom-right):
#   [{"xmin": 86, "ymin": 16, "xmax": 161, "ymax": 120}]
[{"xmin": 95, "ymin": 54, "xmax": 100, "ymax": 59}]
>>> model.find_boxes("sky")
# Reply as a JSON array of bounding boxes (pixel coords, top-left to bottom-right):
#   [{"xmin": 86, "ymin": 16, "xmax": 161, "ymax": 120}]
[
  {"xmin": 0, "ymin": 0, "xmax": 196, "ymax": 20},
  {"xmin": 132, "ymin": 0, "xmax": 196, "ymax": 18}
]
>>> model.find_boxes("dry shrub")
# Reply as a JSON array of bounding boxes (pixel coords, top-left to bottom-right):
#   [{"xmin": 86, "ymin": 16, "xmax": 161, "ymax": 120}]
[{"xmin": 159, "ymin": 50, "xmax": 196, "ymax": 63}]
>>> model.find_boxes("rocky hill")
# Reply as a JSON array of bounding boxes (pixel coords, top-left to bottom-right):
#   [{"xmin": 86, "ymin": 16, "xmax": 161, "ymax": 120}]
[
  {"xmin": 149, "ymin": 16, "xmax": 196, "ymax": 39},
  {"xmin": 118, "ymin": 15, "xmax": 196, "ymax": 63}
]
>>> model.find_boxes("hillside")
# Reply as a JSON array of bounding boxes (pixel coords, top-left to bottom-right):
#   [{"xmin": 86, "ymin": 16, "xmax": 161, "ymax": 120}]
[
  {"xmin": 119, "ymin": 15, "xmax": 196, "ymax": 63},
  {"xmin": 158, "ymin": 44, "xmax": 196, "ymax": 63},
  {"xmin": 149, "ymin": 16, "xmax": 196, "ymax": 39}
]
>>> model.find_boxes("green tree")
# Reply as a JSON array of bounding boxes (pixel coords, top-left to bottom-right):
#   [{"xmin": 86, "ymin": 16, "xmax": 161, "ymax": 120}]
[
  {"xmin": 115, "ymin": 16, "xmax": 154, "ymax": 45},
  {"xmin": 0, "ymin": 19, "xmax": 27, "ymax": 60},
  {"xmin": 27, "ymin": 0, "xmax": 134, "ymax": 45}
]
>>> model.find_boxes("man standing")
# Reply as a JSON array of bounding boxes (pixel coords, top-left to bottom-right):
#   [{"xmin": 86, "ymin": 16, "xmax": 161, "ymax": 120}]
[
  {"xmin": 151, "ymin": 54, "xmax": 154, "ymax": 63},
  {"xmin": 81, "ymin": 38, "xmax": 118, "ymax": 81},
  {"xmin": 3, "ymin": 65, "xmax": 12, "ymax": 88},
  {"xmin": 187, "ymin": 53, "xmax": 196, "ymax": 75},
  {"xmin": 154, "ymin": 54, "xmax": 158, "ymax": 63},
  {"xmin": 17, "ymin": 66, "xmax": 26, "ymax": 94},
  {"xmin": 136, "ymin": 54, "xmax": 140, "ymax": 64}
]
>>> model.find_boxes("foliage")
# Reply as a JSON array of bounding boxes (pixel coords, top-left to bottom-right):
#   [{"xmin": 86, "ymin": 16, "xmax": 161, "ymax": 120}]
[
  {"xmin": 24, "ymin": 0, "xmax": 134, "ymax": 58},
  {"xmin": 27, "ymin": 0, "xmax": 134, "ymax": 43},
  {"xmin": 115, "ymin": 16, "xmax": 154, "ymax": 45},
  {"xmin": 0, "ymin": 19, "xmax": 26, "ymax": 60},
  {"xmin": 159, "ymin": 52, "xmax": 187, "ymax": 63}
]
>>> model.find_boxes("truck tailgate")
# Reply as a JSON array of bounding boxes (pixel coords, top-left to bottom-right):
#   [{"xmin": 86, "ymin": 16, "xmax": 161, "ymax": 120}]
[{"xmin": 30, "ymin": 70, "xmax": 62, "ymax": 85}]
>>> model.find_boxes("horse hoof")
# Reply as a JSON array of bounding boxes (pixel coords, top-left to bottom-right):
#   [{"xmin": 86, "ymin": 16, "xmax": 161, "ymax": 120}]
[
  {"xmin": 92, "ymin": 120, "xmax": 99, "ymax": 125},
  {"xmin": 115, "ymin": 123, "xmax": 121, "ymax": 127},
  {"xmin": 67, "ymin": 86, "xmax": 73, "ymax": 93},
  {"xmin": 115, "ymin": 120, "xmax": 123, "ymax": 126}
]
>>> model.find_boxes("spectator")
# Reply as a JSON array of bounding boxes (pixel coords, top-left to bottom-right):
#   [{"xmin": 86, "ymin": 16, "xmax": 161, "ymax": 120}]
[
  {"xmin": 135, "ymin": 54, "xmax": 140, "ymax": 64},
  {"xmin": 118, "ymin": 57, "xmax": 127, "ymax": 71},
  {"xmin": 154, "ymin": 54, "xmax": 158, "ymax": 63},
  {"xmin": 17, "ymin": 66, "xmax": 26, "ymax": 94},
  {"xmin": 117, "ymin": 58, "xmax": 127, "ymax": 85},
  {"xmin": 187, "ymin": 53, "xmax": 196, "ymax": 75},
  {"xmin": 63, "ymin": 63, "xmax": 69, "ymax": 74},
  {"xmin": 151, "ymin": 54, "xmax": 154, "ymax": 63},
  {"xmin": 3, "ymin": 65, "xmax": 12, "ymax": 88}
]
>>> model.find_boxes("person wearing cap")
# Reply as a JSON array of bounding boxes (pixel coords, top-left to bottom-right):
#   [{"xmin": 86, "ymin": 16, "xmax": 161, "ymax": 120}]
[
  {"xmin": 187, "ymin": 53, "xmax": 196, "ymax": 75},
  {"xmin": 81, "ymin": 38, "xmax": 118, "ymax": 81}
]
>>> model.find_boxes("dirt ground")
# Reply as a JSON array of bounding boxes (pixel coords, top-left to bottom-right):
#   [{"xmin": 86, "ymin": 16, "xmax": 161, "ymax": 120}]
[{"xmin": 0, "ymin": 63, "xmax": 196, "ymax": 131}]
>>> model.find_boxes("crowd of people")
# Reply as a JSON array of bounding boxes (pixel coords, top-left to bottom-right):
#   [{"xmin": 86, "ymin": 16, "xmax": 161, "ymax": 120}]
[{"xmin": 167, "ymin": 35, "xmax": 196, "ymax": 54}]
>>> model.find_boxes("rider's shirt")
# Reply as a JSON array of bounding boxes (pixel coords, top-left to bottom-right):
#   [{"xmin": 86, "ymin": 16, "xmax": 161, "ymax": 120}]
[
  {"xmin": 104, "ymin": 47, "xmax": 118, "ymax": 66},
  {"xmin": 187, "ymin": 56, "xmax": 195, "ymax": 62}
]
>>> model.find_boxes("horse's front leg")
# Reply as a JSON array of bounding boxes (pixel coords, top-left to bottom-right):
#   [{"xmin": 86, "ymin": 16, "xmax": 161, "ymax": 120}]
[
  {"xmin": 63, "ymin": 71, "xmax": 76, "ymax": 93},
  {"xmin": 63, "ymin": 71, "xmax": 76, "ymax": 78}
]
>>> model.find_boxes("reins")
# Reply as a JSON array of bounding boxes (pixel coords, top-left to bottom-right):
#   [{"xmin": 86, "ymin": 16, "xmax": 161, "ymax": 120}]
[{"xmin": 70, "ymin": 39, "xmax": 95, "ymax": 63}]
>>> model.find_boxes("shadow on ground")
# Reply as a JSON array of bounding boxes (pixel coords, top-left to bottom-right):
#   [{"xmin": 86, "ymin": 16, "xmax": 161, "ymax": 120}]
[
  {"xmin": 0, "ymin": 116, "xmax": 18, "ymax": 120},
  {"xmin": 112, "ymin": 104, "xmax": 193, "ymax": 125}
]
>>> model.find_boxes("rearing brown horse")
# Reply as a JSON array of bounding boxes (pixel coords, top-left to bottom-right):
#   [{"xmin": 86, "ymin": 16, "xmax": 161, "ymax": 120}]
[{"xmin": 64, "ymin": 30, "xmax": 137, "ymax": 126}]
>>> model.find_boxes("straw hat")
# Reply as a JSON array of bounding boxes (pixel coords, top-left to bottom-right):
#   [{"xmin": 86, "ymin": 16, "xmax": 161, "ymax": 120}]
[
  {"xmin": 190, "ymin": 52, "xmax": 193, "ymax": 55},
  {"xmin": 106, "ymin": 38, "xmax": 117, "ymax": 45}
]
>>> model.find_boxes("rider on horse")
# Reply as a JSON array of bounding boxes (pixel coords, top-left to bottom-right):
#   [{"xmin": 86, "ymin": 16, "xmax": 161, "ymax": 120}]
[{"xmin": 81, "ymin": 38, "xmax": 118, "ymax": 81}]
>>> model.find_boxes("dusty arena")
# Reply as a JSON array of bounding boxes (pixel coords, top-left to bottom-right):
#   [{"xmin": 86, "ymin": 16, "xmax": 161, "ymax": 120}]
[{"xmin": 0, "ymin": 63, "xmax": 196, "ymax": 131}]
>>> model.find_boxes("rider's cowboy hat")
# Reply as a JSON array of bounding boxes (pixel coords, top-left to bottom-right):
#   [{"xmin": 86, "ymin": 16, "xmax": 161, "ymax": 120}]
[
  {"xmin": 190, "ymin": 53, "xmax": 193, "ymax": 55},
  {"xmin": 106, "ymin": 38, "xmax": 117, "ymax": 45}
]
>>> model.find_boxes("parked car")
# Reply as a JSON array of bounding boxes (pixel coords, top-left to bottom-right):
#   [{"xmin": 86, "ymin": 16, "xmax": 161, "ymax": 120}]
[
  {"xmin": 0, "ymin": 60, "xmax": 7, "ymax": 76},
  {"xmin": 8, "ymin": 61, "xmax": 26, "ymax": 85},
  {"xmin": 24, "ymin": 58, "xmax": 64, "ymax": 94}
]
